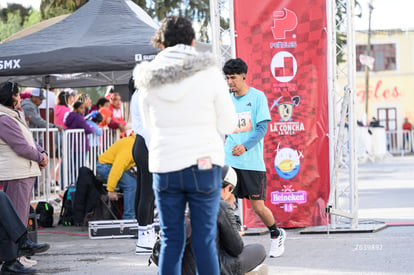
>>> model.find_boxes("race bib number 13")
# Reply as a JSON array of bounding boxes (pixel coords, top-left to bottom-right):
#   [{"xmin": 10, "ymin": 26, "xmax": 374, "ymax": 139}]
[{"xmin": 233, "ymin": 111, "xmax": 252, "ymax": 133}]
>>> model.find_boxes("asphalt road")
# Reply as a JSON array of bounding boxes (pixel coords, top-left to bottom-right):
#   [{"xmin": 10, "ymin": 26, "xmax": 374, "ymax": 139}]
[{"xmin": 27, "ymin": 155, "xmax": 414, "ymax": 274}]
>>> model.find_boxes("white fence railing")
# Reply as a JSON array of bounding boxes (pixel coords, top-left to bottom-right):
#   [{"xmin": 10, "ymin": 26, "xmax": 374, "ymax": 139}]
[
  {"xmin": 30, "ymin": 127, "xmax": 119, "ymax": 202},
  {"xmin": 386, "ymin": 130, "xmax": 413, "ymax": 155},
  {"xmin": 338, "ymin": 127, "xmax": 412, "ymax": 168}
]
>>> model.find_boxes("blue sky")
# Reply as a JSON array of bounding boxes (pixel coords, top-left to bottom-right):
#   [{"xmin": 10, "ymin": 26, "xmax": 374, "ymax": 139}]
[{"xmin": 355, "ymin": 0, "xmax": 414, "ymax": 30}]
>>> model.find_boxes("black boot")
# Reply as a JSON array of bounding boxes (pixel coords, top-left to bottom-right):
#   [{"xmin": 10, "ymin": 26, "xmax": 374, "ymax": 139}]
[
  {"xmin": 17, "ymin": 235, "xmax": 50, "ymax": 257},
  {"xmin": 1, "ymin": 259, "xmax": 36, "ymax": 274}
]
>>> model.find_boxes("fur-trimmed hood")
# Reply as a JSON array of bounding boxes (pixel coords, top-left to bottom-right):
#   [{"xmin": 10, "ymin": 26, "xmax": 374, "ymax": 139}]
[{"xmin": 133, "ymin": 44, "xmax": 218, "ymax": 101}]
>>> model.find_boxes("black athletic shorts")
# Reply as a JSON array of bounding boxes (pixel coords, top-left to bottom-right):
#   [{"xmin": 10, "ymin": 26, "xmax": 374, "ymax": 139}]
[{"xmin": 233, "ymin": 168, "xmax": 267, "ymax": 200}]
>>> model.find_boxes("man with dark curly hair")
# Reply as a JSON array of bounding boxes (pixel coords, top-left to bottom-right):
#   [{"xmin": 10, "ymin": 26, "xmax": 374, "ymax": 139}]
[{"xmin": 223, "ymin": 58, "xmax": 287, "ymax": 258}]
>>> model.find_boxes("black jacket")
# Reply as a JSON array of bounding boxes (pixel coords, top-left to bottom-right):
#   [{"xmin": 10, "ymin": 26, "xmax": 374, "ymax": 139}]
[
  {"xmin": 181, "ymin": 200, "xmax": 244, "ymax": 275},
  {"xmin": 217, "ymin": 200, "xmax": 244, "ymax": 275}
]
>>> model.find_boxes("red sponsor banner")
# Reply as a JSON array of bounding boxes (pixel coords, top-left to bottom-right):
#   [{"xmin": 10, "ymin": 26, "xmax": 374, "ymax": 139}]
[{"xmin": 233, "ymin": 0, "xmax": 329, "ymax": 227}]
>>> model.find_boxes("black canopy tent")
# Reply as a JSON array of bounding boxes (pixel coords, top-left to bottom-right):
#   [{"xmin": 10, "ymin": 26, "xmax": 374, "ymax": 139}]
[{"xmin": 0, "ymin": 0, "xmax": 159, "ymax": 88}]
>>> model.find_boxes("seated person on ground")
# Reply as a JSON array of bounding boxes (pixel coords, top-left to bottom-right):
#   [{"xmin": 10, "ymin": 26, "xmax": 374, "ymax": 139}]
[
  {"xmin": 155, "ymin": 165, "xmax": 268, "ymax": 275},
  {"xmin": 96, "ymin": 135, "xmax": 137, "ymax": 220}
]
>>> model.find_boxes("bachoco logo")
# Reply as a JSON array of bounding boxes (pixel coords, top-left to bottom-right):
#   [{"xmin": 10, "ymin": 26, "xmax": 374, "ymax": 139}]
[
  {"xmin": 271, "ymin": 9, "xmax": 298, "ymax": 40},
  {"xmin": 0, "ymin": 59, "xmax": 21, "ymax": 70}
]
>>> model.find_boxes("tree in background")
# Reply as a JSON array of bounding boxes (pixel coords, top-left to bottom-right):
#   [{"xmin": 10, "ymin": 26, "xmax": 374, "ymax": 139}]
[
  {"xmin": 38, "ymin": 0, "xmax": 212, "ymax": 42},
  {"xmin": 1, "ymin": 0, "xmax": 359, "ymax": 62},
  {"xmin": 0, "ymin": 3, "xmax": 41, "ymax": 41},
  {"xmin": 40, "ymin": 0, "xmax": 87, "ymax": 19}
]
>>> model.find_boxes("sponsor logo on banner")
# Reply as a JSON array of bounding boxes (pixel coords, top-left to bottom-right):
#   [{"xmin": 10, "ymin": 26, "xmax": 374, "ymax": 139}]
[
  {"xmin": 135, "ymin": 54, "xmax": 156, "ymax": 62},
  {"xmin": 271, "ymin": 95, "xmax": 300, "ymax": 121},
  {"xmin": 270, "ymin": 51, "xmax": 297, "ymax": 82},
  {"xmin": 270, "ymin": 8, "xmax": 297, "ymax": 49},
  {"xmin": 271, "ymin": 185, "xmax": 307, "ymax": 212},
  {"xmin": 271, "ymin": 9, "xmax": 297, "ymax": 40},
  {"xmin": 0, "ymin": 59, "xmax": 21, "ymax": 70},
  {"xmin": 274, "ymin": 146, "xmax": 300, "ymax": 179},
  {"xmin": 269, "ymin": 96, "xmax": 305, "ymax": 135}
]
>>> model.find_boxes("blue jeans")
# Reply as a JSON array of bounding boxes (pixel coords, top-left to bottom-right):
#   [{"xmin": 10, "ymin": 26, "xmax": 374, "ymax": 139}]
[
  {"xmin": 96, "ymin": 162, "xmax": 136, "ymax": 219},
  {"xmin": 153, "ymin": 165, "xmax": 221, "ymax": 275}
]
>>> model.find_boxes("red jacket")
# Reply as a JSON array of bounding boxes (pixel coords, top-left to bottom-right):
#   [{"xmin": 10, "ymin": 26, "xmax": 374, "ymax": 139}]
[{"xmin": 403, "ymin": 122, "xmax": 412, "ymax": 131}]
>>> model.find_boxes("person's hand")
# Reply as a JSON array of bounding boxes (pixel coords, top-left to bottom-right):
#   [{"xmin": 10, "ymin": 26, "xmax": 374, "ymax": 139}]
[
  {"xmin": 108, "ymin": 191, "xmax": 119, "ymax": 201},
  {"xmin": 231, "ymin": 144, "xmax": 246, "ymax": 156},
  {"xmin": 118, "ymin": 123, "xmax": 126, "ymax": 133},
  {"xmin": 56, "ymin": 125, "xmax": 64, "ymax": 131},
  {"xmin": 39, "ymin": 153, "xmax": 49, "ymax": 168}
]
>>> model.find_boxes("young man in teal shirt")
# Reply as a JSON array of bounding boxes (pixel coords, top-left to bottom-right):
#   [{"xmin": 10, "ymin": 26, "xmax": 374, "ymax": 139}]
[{"xmin": 223, "ymin": 58, "xmax": 286, "ymax": 258}]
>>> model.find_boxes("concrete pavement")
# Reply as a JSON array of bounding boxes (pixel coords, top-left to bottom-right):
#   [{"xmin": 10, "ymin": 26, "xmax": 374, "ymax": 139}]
[{"xmin": 28, "ymin": 155, "xmax": 414, "ymax": 274}]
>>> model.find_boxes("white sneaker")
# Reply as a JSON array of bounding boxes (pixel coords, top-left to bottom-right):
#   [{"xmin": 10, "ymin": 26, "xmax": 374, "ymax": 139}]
[
  {"xmin": 137, "ymin": 229, "xmax": 155, "ymax": 249},
  {"xmin": 135, "ymin": 243, "xmax": 152, "ymax": 255},
  {"xmin": 147, "ymin": 225, "xmax": 157, "ymax": 245},
  {"xmin": 18, "ymin": 256, "xmax": 37, "ymax": 267},
  {"xmin": 269, "ymin": 228, "xmax": 286, "ymax": 258}
]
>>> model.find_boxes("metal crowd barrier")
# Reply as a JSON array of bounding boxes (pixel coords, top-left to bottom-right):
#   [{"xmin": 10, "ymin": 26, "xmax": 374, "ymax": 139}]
[
  {"xmin": 30, "ymin": 127, "xmax": 119, "ymax": 203},
  {"xmin": 386, "ymin": 130, "xmax": 413, "ymax": 155}
]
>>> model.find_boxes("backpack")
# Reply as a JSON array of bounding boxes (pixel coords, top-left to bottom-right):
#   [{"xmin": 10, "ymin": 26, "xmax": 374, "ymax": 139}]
[
  {"xmin": 72, "ymin": 167, "xmax": 104, "ymax": 225},
  {"xmin": 58, "ymin": 184, "xmax": 76, "ymax": 226},
  {"xmin": 36, "ymin": 201, "xmax": 54, "ymax": 227}
]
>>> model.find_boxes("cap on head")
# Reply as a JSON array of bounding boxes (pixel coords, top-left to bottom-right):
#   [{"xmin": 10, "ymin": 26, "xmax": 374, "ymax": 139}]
[
  {"xmin": 30, "ymin": 88, "xmax": 45, "ymax": 100},
  {"xmin": 222, "ymin": 165, "xmax": 237, "ymax": 189}
]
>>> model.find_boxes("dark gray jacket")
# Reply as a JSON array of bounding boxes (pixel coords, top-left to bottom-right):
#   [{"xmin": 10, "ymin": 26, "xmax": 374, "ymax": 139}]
[
  {"xmin": 21, "ymin": 98, "xmax": 54, "ymax": 129},
  {"xmin": 217, "ymin": 200, "xmax": 244, "ymax": 275}
]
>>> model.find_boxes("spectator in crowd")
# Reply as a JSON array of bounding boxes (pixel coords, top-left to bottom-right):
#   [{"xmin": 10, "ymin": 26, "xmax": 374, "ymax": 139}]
[
  {"xmin": 98, "ymin": 106, "xmax": 113, "ymax": 128},
  {"xmin": 64, "ymin": 101, "xmax": 96, "ymax": 150},
  {"xmin": 217, "ymin": 165, "xmax": 267, "ymax": 275},
  {"xmin": 64, "ymin": 88, "xmax": 77, "ymax": 107},
  {"xmin": 129, "ymin": 77, "xmax": 156, "ymax": 254},
  {"xmin": 20, "ymin": 89, "xmax": 31, "ymax": 101},
  {"xmin": 133, "ymin": 16, "xmax": 237, "ymax": 275},
  {"xmin": 162, "ymin": 166, "xmax": 268, "ymax": 275},
  {"xmin": 96, "ymin": 135, "xmax": 137, "ymax": 220},
  {"xmin": 75, "ymin": 93, "xmax": 92, "ymax": 115},
  {"xmin": 91, "ymin": 97, "xmax": 123, "ymax": 131},
  {"xmin": 223, "ymin": 58, "xmax": 286, "ymax": 258},
  {"xmin": 64, "ymin": 101, "xmax": 96, "ymax": 183},
  {"xmin": 20, "ymin": 88, "xmax": 63, "ymax": 131},
  {"xmin": 54, "ymin": 90, "xmax": 71, "ymax": 129},
  {"xmin": 0, "ymin": 81, "xmax": 49, "ymax": 224},
  {"xmin": 39, "ymin": 89, "xmax": 56, "ymax": 110},
  {"xmin": 85, "ymin": 110, "xmax": 103, "ymax": 162},
  {"xmin": 402, "ymin": 117, "xmax": 413, "ymax": 151},
  {"xmin": 53, "ymin": 90, "xmax": 73, "ymax": 190},
  {"xmin": 108, "ymin": 92, "xmax": 127, "ymax": 134},
  {"xmin": 89, "ymin": 97, "xmax": 110, "ymax": 114},
  {"xmin": 0, "ymin": 191, "xmax": 50, "ymax": 274}
]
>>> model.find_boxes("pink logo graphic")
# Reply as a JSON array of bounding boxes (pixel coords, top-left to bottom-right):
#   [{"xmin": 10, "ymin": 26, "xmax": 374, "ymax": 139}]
[
  {"xmin": 271, "ymin": 9, "xmax": 298, "ymax": 40},
  {"xmin": 271, "ymin": 185, "xmax": 307, "ymax": 212}
]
